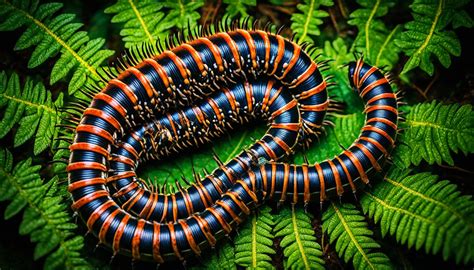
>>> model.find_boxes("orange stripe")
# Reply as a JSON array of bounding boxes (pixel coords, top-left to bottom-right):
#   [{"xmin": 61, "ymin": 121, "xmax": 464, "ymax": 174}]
[
  {"xmin": 354, "ymin": 143, "xmax": 382, "ymax": 171},
  {"xmin": 237, "ymin": 30, "xmax": 257, "ymax": 68},
  {"xmin": 280, "ymin": 164, "xmax": 290, "ymax": 202},
  {"xmin": 71, "ymin": 190, "xmax": 108, "ymax": 211},
  {"xmin": 67, "ymin": 161, "xmax": 106, "ymax": 172},
  {"xmin": 366, "ymin": 92, "xmax": 396, "ymax": 105},
  {"xmin": 328, "ymin": 160, "xmax": 344, "ymax": 196},
  {"xmin": 178, "ymin": 220, "xmax": 201, "ymax": 255},
  {"xmin": 152, "ymin": 222, "xmax": 164, "ymax": 263},
  {"xmin": 131, "ymin": 219, "xmax": 146, "ymax": 260},
  {"xmin": 68, "ymin": 178, "xmax": 105, "ymax": 192},
  {"xmin": 87, "ymin": 200, "xmax": 114, "ymax": 229},
  {"xmin": 271, "ymin": 99, "xmax": 297, "ymax": 118},
  {"xmin": 215, "ymin": 33, "xmax": 240, "ymax": 70},
  {"xmin": 298, "ymin": 81, "xmax": 327, "ymax": 99},
  {"xmin": 108, "ymin": 79, "xmax": 138, "ymax": 105},
  {"xmin": 193, "ymin": 215, "xmax": 216, "ymax": 246},
  {"xmin": 194, "ymin": 38, "xmax": 224, "ymax": 72},
  {"xmin": 126, "ymin": 67, "xmax": 155, "ymax": 98},
  {"xmin": 163, "ymin": 51, "xmax": 189, "ymax": 85},
  {"xmin": 180, "ymin": 44, "xmax": 205, "ymax": 74},
  {"xmin": 302, "ymin": 165, "xmax": 310, "ymax": 203},
  {"xmin": 359, "ymin": 136, "xmax": 389, "ymax": 156},
  {"xmin": 280, "ymin": 44, "xmax": 301, "ymax": 79},
  {"xmin": 94, "ymin": 92, "xmax": 127, "ymax": 118},
  {"xmin": 293, "ymin": 165, "xmax": 298, "ymax": 204},
  {"xmin": 83, "ymin": 108, "xmax": 121, "ymax": 130},
  {"xmin": 365, "ymin": 104, "xmax": 398, "ymax": 115},
  {"xmin": 112, "ymin": 214, "xmax": 130, "ymax": 254},
  {"xmin": 106, "ymin": 171, "xmax": 136, "ymax": 183},
  {"xmin": 70, "ymin": 143, "xmax": 109, "ymax": 157},
  {"xmin": 362, "ymin": 125, "xmax": 394, "ymax": 145},
  {"xmin": 270, "ymin": 35, "xmax": 286, "ymax": 75},
  {"xmin": 335, "ymin": 156, "xmax": 356, "ymax": 192},
  {"xmin": 360, "ymin": 78, "xmax": 389, "ymax": 98},
  {"xmin": 357, "ymin": 66, "xmax": 378, "ymax": 88},
  {"xmin": 367, "ymin": 117, "xmax": 398, "ymax": 130},
  {"xmin": 344, "ymin": 150, "xmax": 368, "ymax": 184},
  {"xmin": 141, "ymin": 59, "xmax": 170, "ymax": 92},
  {"xmin": 257, "ymin": 31, "xmax": 271, "ymax": 70},
  {"xmin": 292, "ymin": 63, "xmax": 317, "ymax": 88},
  {"xmin": 207, "ymin": 207, "xmax": 232, "ymax": 234},
  {"xmin": 99, "ymin": 208, "xmax": 120, "ymax": 244},
  {"xmin": 75, "ymin": 124, "xmax": 114, "ymax": 143},
  {"xmin": 168, "ymin": 223, "xmax": 183, "ymax": 260},
  {"xmin": 315, "ymin": 163, "xmax": 326, "ymax": 201}
]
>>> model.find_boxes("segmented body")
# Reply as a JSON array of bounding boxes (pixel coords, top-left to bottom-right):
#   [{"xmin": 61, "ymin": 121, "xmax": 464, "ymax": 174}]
[{"xmin": 67, "ymin": 26, "xmax": 397, "ymax": 262}]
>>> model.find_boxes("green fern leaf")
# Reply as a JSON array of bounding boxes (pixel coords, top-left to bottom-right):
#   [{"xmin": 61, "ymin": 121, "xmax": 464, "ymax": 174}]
[
  {"xmin": 393, "ymin": 101, "xmax": 474, "ymax": 168},
  {"xmin": 223, "ymin": 0, "xmax": 256, "ymax": 17},
  {"xmin": 361, "ymin": 169, "xmax": 474, "ymax": 264},
  {"xmin": 323, "ymin": 203, "xmax": 393, "ymax": 270},
  {"xmin": 291, "ymin": 0, "xmax": 334, "ymax": 43},
  {"xmin": 348, "ymin": 0, "xmax": 401, "ymax": 68},
  {"xmin": 274, "ymin": 205, "xmax": 324, "ymax": 269},
  {"xmin": 0, "ymin": 148, "xmax": 90, "ymax": 269},
  {"xmin": 0, "ymin": 71, "xmax": 63, "ymax": 155},
  {"xmin": 163, "ymin": 0, "xmax": 204, "ymax": 30},
  {"xmin": 234, "ymin": 206, "xmax": 275, "ymax": 269},
  {"xmin": 105, "ymin": 0, "xmax": 174, "ymax": 48},
  {"xmin": 395, "ymin": 0, "xmax": 472, "ymax": 75},
  {"xmin": 0, "ymin": 0, "xmax": 114, "ymax": 94},
  {"xmin": 190, "ymin": 240, "xmax": 236, "ymax": 270}
]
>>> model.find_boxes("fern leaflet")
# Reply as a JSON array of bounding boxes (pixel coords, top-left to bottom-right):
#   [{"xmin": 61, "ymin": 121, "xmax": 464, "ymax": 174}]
[
  {"xmin": 361, "ymin": 169, "xmax": 474, "ymax": 264},
  {"xmin": 0, "ymin": 0, "xmax": 114, "ymax": 94},
  {"xmin": 105, "ymin": 0, "xmax": 174, "ymax": 48},
  {"xmin": 0, "ymin": 71, "xmax": 62, "ymax": 155},
  {"xmin": 394, "ymin": 0, "xmax": 472, "ymax": 75},
  {"xmin": 234, "ymin": 206, "xmax": 275, "ymax": 269},
  {"xmin": 0, "ymin": 148, "xmax": 89, "ymax": 269},
  {"xmin": 274, "ymin": 205, "xmax": 324, "ymax": 269},
  {"xmin": 393, "ymin": 101, "xmax": 474, "ymax": 168},
  {"xmin": 323, "ymin": 203, "xmax": 393, "ymax": 270},
  {"xmin": 223, "ymin": 0, "xmax": 256, "ymax": 17},
  {"xmin": 190, "ymin": 240, "xmax": 236, "ymax": 270},
  {"xmin": 291, "ymin": 0, "xmax": 334, "ymax": 43},
  {"xmin": 348, "ymin": 0, "xmax": 401, "ymax": 68}
]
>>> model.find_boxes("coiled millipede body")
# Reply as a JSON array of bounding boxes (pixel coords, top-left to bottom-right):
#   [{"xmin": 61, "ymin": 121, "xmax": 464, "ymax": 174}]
[{"xmin": 67, "ymin": 24, "xmax": 398, "ymax": 263}]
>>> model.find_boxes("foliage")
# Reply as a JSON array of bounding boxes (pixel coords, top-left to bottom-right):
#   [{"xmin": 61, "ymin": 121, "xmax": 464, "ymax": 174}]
[
  {"xmin": 361, "ymin": 169, "xmax": 474, "ymax": 264},
  {"xmin": 323, "ymin": 203, "xmax": 393, "ymax": 270},
  {"xmin": 275, "ymin": 205, "xmax": 325, "ymax": 269},
  {"xmin": 223, "ymin": 0, "xmax": 256, "ymax": 18},
  {"xmin": 394, "ymin": 0, "xmax": 473, "ymax": 75},
  {"xmin": 0, "ymin": 71, "xmax": 63, "ymax": 155},
  {"xmin": 348, "ymin": 0, "xmax": 401, "ymax": 68},
  {"xmin": 393, "ymin": 101, "xmax": 474, "ymax": 168},
  {"xmin": 234, "ymin": 206, "xmax": 275, "ymax": 269},
  {"xmin": 291, "ymin": 0, "xmax": 334, "ymax": 43},
  {"xmin": 0, "ymin": 0, "xmax": 114, "ymax": 95},
  {"xmin": 0, "ymin": 148, "xmax": 89, "ymax": 269}
]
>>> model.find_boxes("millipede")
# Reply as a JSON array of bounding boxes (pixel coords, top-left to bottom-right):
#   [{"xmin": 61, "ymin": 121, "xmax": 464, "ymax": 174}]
[{"xmin": 66, "ymin": 19, "xmax": 398, "ymax": 263}]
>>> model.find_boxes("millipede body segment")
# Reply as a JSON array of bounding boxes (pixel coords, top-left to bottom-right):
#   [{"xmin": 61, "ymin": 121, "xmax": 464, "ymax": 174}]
[{"xmin": 67, "ymin": 26, "xmax": 398, "ymax": 263}]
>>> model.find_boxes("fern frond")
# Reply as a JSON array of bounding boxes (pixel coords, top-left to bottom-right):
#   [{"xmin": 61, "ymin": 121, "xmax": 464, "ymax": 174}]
[
  {"xmin": 322, "ymin": 203, "xmax": 393, "ymax": 270},
  {"xmin": 190, "ymin": 240, "xmax": 236, "ymax": 270},
  {"xmin": 0, "ymin": 0, "xmax": 114, "ymax": 94},
  {"xmin": 163, "ymin": 0, "xmax": 204, "ymax": 30},
  {"xmin": 295, "ymin": 112, "xmax": 365, "ymax": 163},
  {"xmin": 223, "ymin": 0, "xmax": 256, "ymax": 17},
  {"xmin": 274, "ymin": 205, "xmax": 324, "ymax": 270},
  {"xmin": 348, "ymin": 0, "xmax": 401, "ymax": 68},
  {"xmin": 291, "ymin": 0, "xmax": 334, "ymax": 43},
  {"xmin": 393, "ymin": 101, "xmax": 474, "ymax": 168},
  {"xmin": 0, "ymin": 148, "xmax": 89, "ymax": 269},
  {"xmin": 394, "ymin": 0, "xmax": 472, "ymax": 75},
  {"xmin": 361, "ymin": 169, "xmax": 474, "ymax": 264},
  {"xmin": 0, "ymin": 71, "xmax": 62, "ymax": 155},
  {"xmin": 234, "ymin": 206, "xmax": 275, "ymax": 269},
  {"xmin": 105, "ymin": 0, "xmax": 174, "ymax": 49}
]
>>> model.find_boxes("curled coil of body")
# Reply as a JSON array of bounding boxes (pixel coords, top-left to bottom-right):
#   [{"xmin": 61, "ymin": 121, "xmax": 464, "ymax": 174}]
[{"xmin": 67, "ymin": 22, "xmax": 399, "ymax": 263}]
